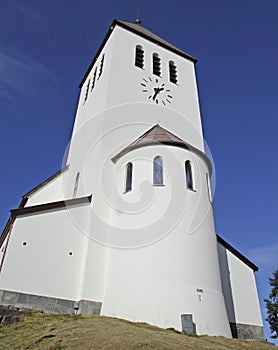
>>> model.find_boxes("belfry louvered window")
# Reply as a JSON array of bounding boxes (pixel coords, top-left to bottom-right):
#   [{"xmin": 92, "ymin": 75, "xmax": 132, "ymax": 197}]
[
  {"xmin": 169, "ymin": 61, "xmax": 178, "ymax": 84},
  {"xmin": 185, "ymin": 161, "xmax": 194, "ymax": 190},
  {"xmin": 98, "ymin": 54, "xmax": 105, "ymax": 80},
  {"xmin": 125, "ymin": 162, "xmax": 133, "ymax": 192},
  {"xmin": 84, "ymin": 79, "xmax": 90, "ymax": 103},
  {"xmin": 91, "ymin": 68, "xmax": 97, "ymax": 91},
  {"xmin": 153, "ymin": 53, "xmax": 161, "ymax": 76},
  {"xmin": 153, "ymin": 156, "xmax": 163, "ymax": 185},
  {"xmin": 135, "ymin": 45, "xmax": 144, "ymax": 69}
]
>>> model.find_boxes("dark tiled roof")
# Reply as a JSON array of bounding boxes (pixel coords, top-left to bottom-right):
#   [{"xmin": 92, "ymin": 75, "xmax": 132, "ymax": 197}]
[
  {"xmin": 111, "ymin": 124, "xmax": 212, "ymax": 175},
  {"xmin": 80, "ymin": 19, "xmax": 197, "ymax": 88}
]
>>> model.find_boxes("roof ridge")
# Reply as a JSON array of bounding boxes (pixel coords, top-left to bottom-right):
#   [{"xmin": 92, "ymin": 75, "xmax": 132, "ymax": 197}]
[
  {"xmin": 153, "ymin": 124, "xmax": 184, "ymax": 143},
  {"xmin": 153, "ymin": 124, "xmax": 161, "ymax": 140}
]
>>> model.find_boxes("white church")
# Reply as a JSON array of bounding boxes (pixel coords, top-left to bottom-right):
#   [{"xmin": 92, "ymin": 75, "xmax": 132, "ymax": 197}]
[{"xmin": 0, "ymin": 19, "xmax": 265, "ymax": 341}]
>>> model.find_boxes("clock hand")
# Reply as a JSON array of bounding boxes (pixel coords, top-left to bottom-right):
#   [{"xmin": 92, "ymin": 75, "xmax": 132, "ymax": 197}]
[
  {"xmin": 152, "ymin": 88, "xmax": 160, "ymax": 101},
  {"xmin": 152, "ymin": 87, "xmax": 165, "ymax": 100}
]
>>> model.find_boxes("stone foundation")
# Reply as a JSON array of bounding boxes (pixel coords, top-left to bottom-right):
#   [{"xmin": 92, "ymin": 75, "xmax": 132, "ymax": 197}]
[
  {"xmin": 230, "ymin": 322, "xmax": 265, "ymax": 342},
  {"xmin": 0, "ymin": 289, "xmax": 101, "ymax": 316}
]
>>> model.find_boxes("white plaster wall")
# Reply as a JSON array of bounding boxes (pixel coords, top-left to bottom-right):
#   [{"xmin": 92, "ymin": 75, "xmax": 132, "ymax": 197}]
[
  {"xmin": 65, "ymin": 23, "xmax": 205, "ymax": 201},
  {"xmin": 0, "ymin": 204, "xmax": 91, "ymax": 301},
  {"xmin": 218, "ymin": 244, "xmax": 263, "ymax": 326},
  {"xmin": 0, "ymin": 234, "xmax": 10, "ymax": 266},
  {"xmin": 26, "ymin": 170, "xmax": 68, "ymax": 206},
  {"xmin": 96, "ymin": 145, "xmax": 231, "ymax": 337},
  {"xmin": 78, "ymin": 236, "xmax": 108, "ymax": 303}
]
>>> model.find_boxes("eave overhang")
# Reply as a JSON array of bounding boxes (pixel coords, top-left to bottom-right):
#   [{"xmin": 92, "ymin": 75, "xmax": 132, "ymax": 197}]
[
  {"xmin": 10, "ymin": 195, "xmax": 92, "ymax": 217},
  {"xmin": 22, "ymin": 165, "xmax": 69, "ymax": 199},
  {"xmin": 217, "ymin": 235, "xmax": 259, "ymax": 272},
  {"xmin": 0, "ymin": 195, "xmax": 91, "ymax": 248}
]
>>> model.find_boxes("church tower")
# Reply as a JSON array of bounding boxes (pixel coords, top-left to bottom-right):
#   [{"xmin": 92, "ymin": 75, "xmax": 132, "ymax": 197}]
[
  {"xmin": 60, "ymin": 19, "xmax": 231, "ymax": 337},
  {"xmin": 0, "ymin": 19, "xmax": 264, "ymax": 340}
]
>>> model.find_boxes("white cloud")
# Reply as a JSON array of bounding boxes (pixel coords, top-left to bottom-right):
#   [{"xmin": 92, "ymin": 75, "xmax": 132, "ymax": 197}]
[
  {"xmin": 0, "ymin": 1, "xmax": 42, "ymax": 28},
  {"xmin": 248, "ymin": 244, "xmax": 278, "ymax": 267},
  {"xmin": 10, "ymin": 0, "xmax": 41, "ymax": 25},
  {"xmin": 0, "ymin": 47, "xmax": 58, "ymax": 102}
]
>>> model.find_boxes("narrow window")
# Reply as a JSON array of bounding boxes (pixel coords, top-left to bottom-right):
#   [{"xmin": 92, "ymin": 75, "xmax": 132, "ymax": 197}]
[
  {"xmin": 206, "ymin": 173, "xmax": 212, "ymax": 202},
  {"xmin": 185, "ymin": 161, "xmax": 194, "ymax": 190},
  {"xmin": 98, "ymin": 54, "xmax": 105, "ymax": 80},
  {"xmin": 125, "ymin": 163, "xmax": 133, "ymax": 192},
  {"xmin": 73, "ymin": 172, "xmax": 80, "ymax": 198},
  {"xmin": 153, "ymin": 53, "xmax": 161, "ymax": 76},
  {"xmin": 91, "ymin": 68, "xmax": 97, "ymax": 91},
  {"xmin": 169, "ymin": 61, "xmax": 178, "ymax": 84},
  {"xmin": 84, "ymin": 79, "xmax": 90, "ymax": 103},
  {"xmin": 135, "ymin": 45, "xmax": 144, "ymax": 69},
  {"xmin": 153, "ymin": 156, "xmax": 163, "ymax": 185}
]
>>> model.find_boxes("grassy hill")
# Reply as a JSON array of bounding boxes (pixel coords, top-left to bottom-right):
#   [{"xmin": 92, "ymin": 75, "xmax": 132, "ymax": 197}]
[{"xmin": 0, "ymin": 314, "xmax": 275, "ymax": 350}]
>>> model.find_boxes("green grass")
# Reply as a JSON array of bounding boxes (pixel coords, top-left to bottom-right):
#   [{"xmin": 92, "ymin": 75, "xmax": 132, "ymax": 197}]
[{"xmin": 0, "ymin": 314, "xmax": 275, "ymax": 350}]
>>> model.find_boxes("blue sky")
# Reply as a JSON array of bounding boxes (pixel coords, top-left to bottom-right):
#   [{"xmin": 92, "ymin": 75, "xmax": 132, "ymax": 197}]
[{"xmin": 0, "ymin": 0, "xmax": 277, "ymax": 343}]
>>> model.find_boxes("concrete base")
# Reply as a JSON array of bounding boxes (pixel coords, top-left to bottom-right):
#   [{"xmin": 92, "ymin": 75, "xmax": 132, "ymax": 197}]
[
  {"xmin": 0, "ymin": 289, "xmax": 102, "ymax": 316},
  {"xmin": 230, "ymin": 322, "xmax": 265, "ymax": 342}
]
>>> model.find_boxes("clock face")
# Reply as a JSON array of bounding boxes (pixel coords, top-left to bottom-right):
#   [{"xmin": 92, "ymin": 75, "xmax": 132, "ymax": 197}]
[{"xmin": 141, "ymin": 77, "xmax": 173, "ymax": 105}]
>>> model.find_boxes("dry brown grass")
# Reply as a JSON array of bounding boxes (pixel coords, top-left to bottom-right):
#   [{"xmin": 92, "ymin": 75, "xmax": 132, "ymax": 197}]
[{"xmin": 0, "ymin": 314, "xmax": 275, "ymax": 350}]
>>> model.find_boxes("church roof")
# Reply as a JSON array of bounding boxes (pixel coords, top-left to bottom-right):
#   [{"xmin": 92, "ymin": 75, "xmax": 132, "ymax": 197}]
[
  {"xmin": 217, "ymin": 235, "xmax": 258, "ymax": 271},
  {"xmin": 79, "ymin": 19, "xmax": 197, "ymax": 88},
  {"xmin": 22, "ymin": 165, "xmax": 69, "ymax": 198},
  {"xmin": 111, "ymin": 124, "xmax": 212, "ymax": 174}
]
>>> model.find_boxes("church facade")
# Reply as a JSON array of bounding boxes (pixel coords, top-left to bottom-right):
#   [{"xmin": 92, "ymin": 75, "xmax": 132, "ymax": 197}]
[{"xmin": 0, "ymin": 19, "xmax": 264, "ymax": 340}]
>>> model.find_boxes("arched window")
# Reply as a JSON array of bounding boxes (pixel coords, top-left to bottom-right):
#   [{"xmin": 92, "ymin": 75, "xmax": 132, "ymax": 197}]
[
  {"xmin": 73, "ymin": 172, "xmax": 80, "ymax": 198},
  {"xmin": 169, "ymin": 60, "xmax": 178, "ymax": 84},
  {"xmin": 125, "ymin": 162, "xmax": 133, "ymax": 192},
  {"xmin": 153, "ymin": 53, "xmax": 161, "ymax": 76},
  {"xmin": 185, "ymin": 161, "xmax": 194, "ymax": 190},
  {"xmin": 153, "ymin": 156, "xmax": 163, "ymax": 185},
  {"xmin": 135, "ymin": 45, "xmax": 144, "ymax": 69}
]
